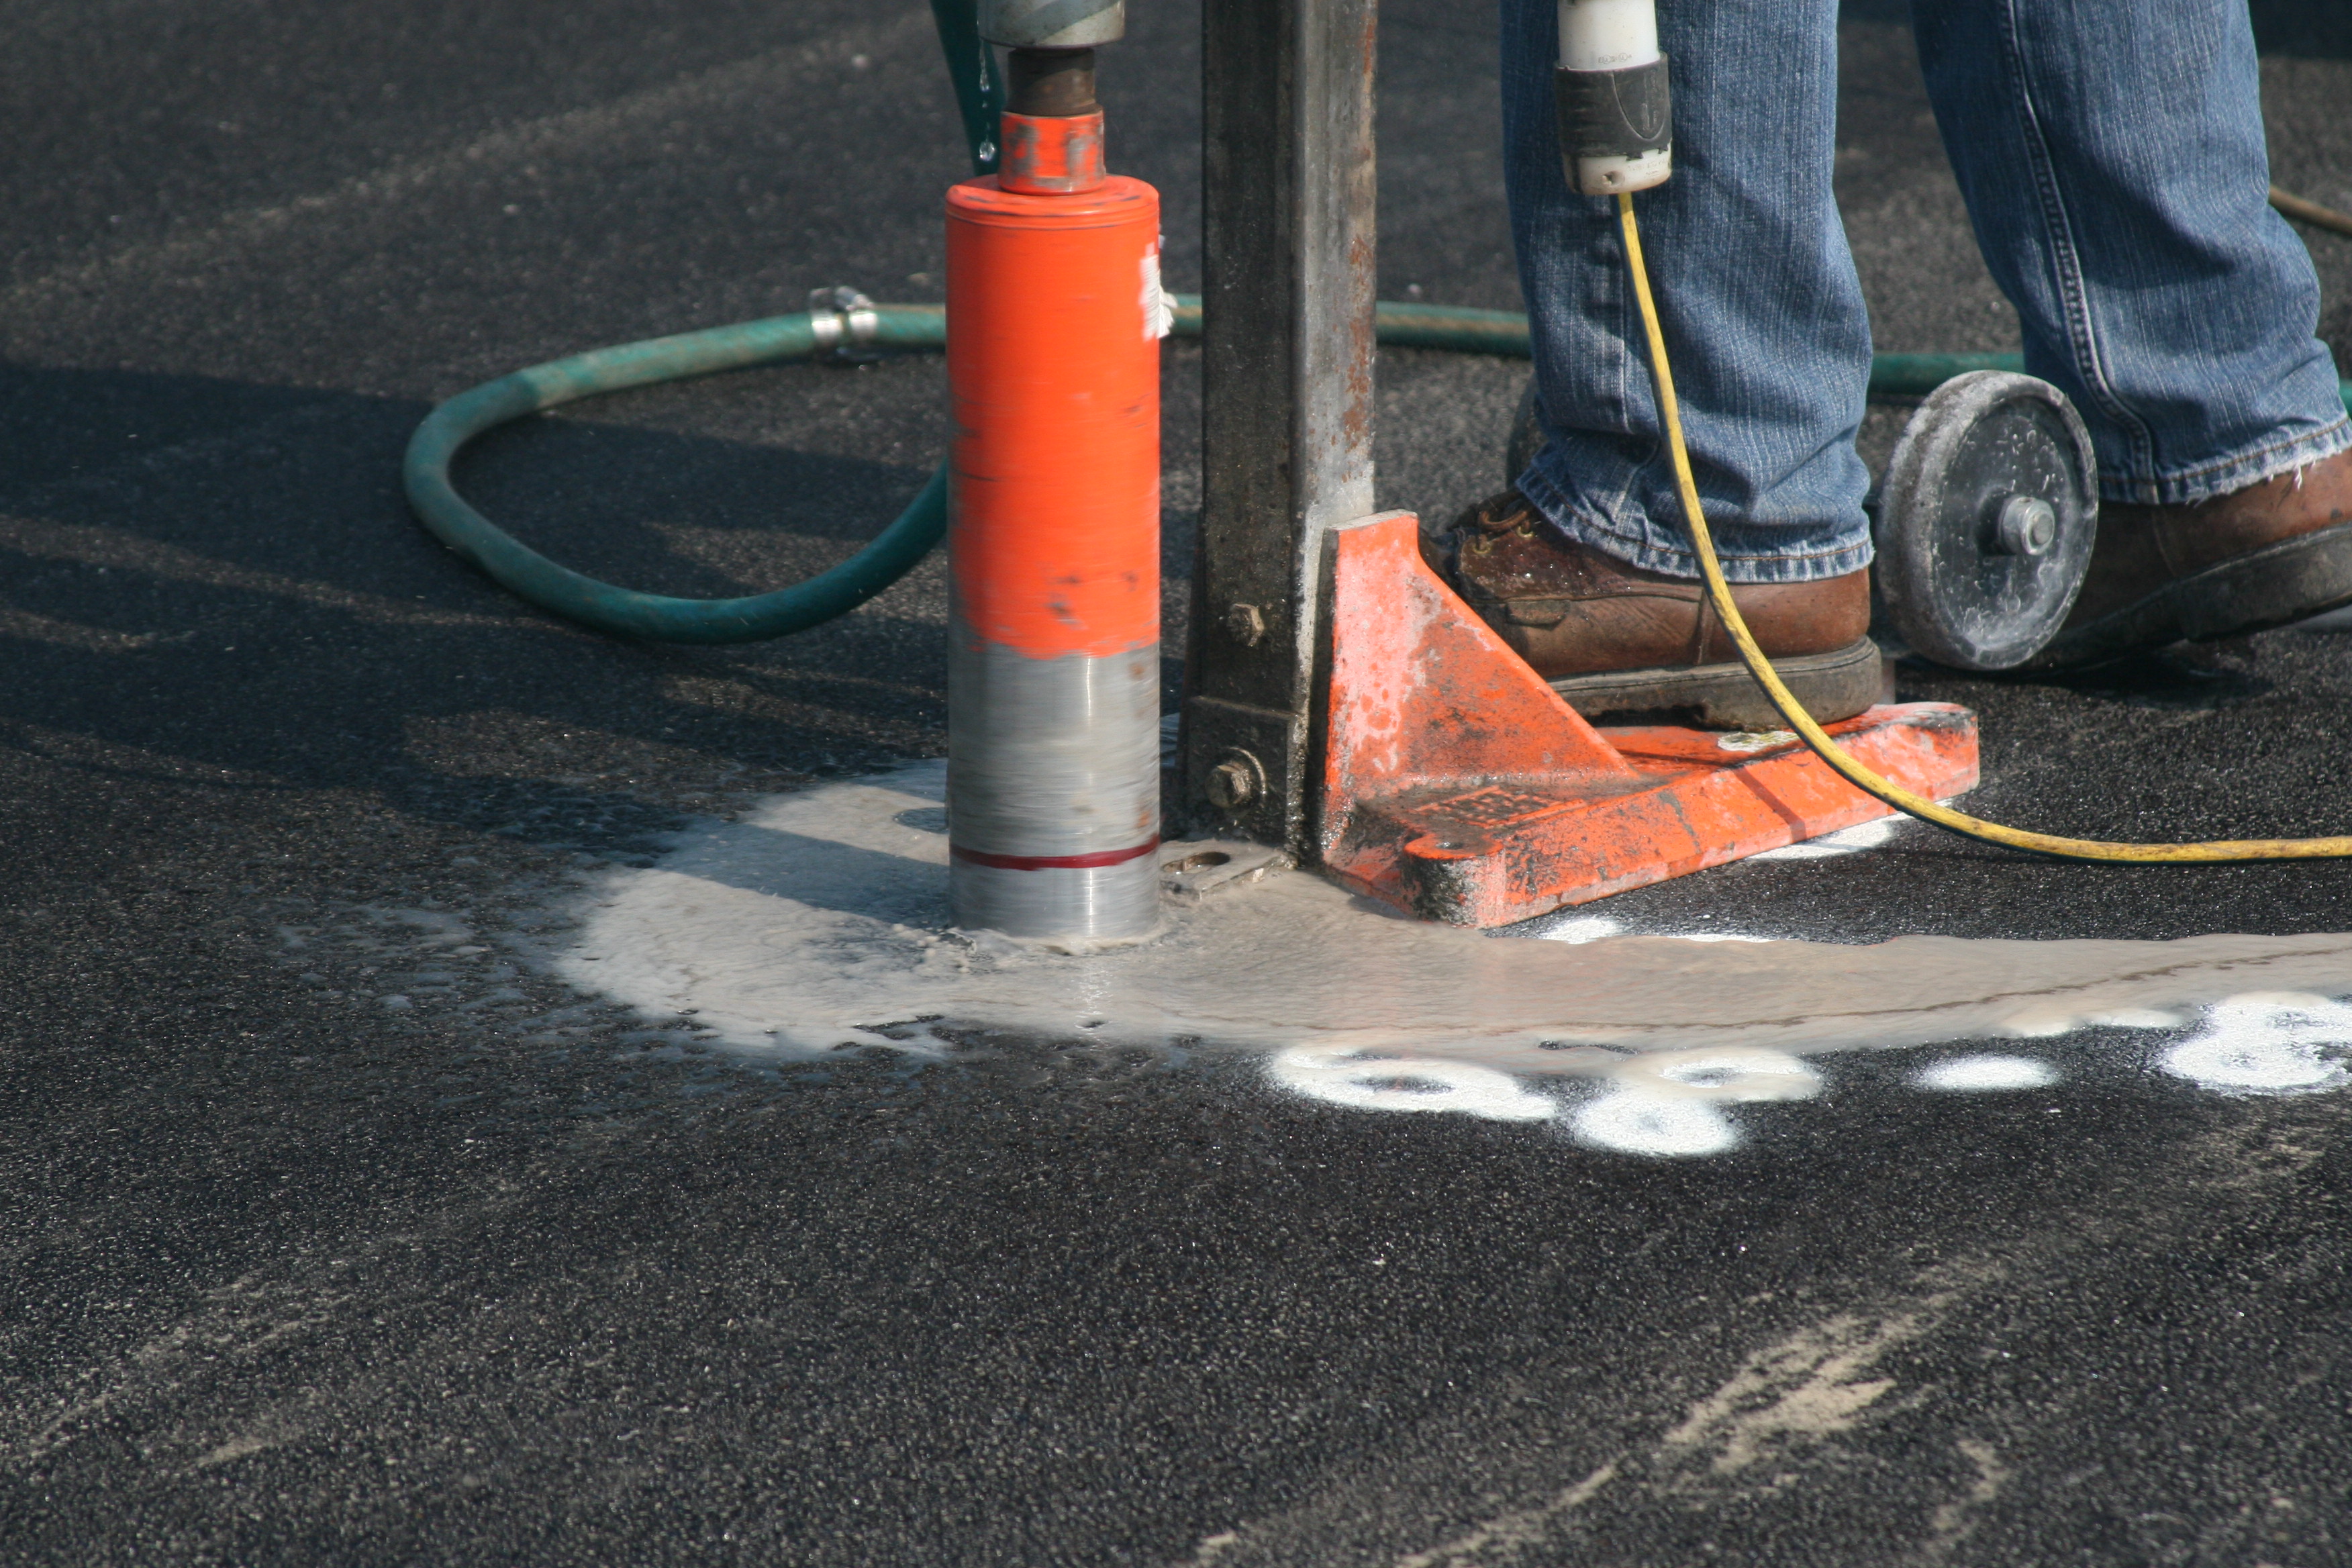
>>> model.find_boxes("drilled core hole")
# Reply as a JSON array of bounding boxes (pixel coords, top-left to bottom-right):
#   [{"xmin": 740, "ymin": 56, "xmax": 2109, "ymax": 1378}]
[{"xmin": 1164, "ymin": 850, "xmax": 1233, "ymax": 873}]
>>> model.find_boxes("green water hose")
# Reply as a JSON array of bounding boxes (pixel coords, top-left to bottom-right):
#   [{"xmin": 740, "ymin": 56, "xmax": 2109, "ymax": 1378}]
[
  {"xmin": 401, "ymin": 0, "xmax": 2352, "ymax": 645},
  {"xmin": 404, "ymin": 305, "xmax": 951, "ymax": 644}
]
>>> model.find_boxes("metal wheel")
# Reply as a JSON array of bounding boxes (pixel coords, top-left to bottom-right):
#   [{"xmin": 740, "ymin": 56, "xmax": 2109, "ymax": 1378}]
[{"xmin": 1873, "ymin": 370, "xmax": 2098, "ymax": 672}]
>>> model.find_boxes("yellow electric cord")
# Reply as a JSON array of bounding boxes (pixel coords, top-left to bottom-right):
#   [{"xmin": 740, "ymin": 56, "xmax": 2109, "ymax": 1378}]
[{"xmin": 1614, "ymin": 190, "xmax": 2352, "ymax": 863}]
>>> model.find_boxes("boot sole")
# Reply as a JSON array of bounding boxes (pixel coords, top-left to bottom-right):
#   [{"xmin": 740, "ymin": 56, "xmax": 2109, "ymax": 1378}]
[
  {"xmin": 2028, "ymin": 518, "xmax": 2352, "ymax": 671},
  {"xmin": 1546, "ymin": 637, "xmax": 1885, "ymax": 730}
]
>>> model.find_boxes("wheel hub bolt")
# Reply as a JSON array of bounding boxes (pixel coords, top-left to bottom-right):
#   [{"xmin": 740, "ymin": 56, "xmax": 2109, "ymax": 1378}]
[{"xmin": 1993, "ymin": 493, "xmax": 2058, "ymax": 557}]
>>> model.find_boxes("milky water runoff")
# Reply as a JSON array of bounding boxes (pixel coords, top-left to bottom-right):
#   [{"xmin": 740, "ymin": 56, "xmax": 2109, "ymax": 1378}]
[{"xmin": 558, "ymin": 761, "xmax": 2352, "ymax": 1156}]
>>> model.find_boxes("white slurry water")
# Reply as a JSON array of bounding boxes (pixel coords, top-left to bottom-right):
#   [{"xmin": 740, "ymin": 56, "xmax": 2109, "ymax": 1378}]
[{"xmin": 558, "ymin": 763, "xmax": 2352, "ymax": 1150}]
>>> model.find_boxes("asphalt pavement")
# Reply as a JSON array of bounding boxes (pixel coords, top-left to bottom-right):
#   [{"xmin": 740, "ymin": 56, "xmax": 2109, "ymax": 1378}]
[{"xmin": 5, "ymin": 2, "xmax": 2352, "ymax": 1563}]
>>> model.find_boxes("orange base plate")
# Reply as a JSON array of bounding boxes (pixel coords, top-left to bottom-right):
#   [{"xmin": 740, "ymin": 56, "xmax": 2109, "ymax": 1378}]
[{"xmin": 1314, "ymin": 513, "xmax": 1980, "ymax": 927}]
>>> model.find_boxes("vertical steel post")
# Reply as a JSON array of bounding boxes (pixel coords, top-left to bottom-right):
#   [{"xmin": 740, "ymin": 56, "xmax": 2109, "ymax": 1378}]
[{"xmin": 1184, "ymin": 0, "xmax": 1379, "ymax": 856}]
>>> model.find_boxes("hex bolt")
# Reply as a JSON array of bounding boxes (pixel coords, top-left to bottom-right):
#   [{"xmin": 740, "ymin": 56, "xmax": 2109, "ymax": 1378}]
[
  {"xmin": 1223, "ymin": 601, "xmax": 1267, "ymax": 646},
  {"xmin": 1992, "ymin": 494, "xmax": 2057, "ymax": 557},
  {"xmin": 1204, "ymin": 755, "xmax": 1260, "ymax": 810}
]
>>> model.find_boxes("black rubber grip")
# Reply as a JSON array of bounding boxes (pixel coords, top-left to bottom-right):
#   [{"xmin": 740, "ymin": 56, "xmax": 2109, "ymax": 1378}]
[{"xmin": 1554, "ymin": 55, "xmax": 1671, "ymax": 159}]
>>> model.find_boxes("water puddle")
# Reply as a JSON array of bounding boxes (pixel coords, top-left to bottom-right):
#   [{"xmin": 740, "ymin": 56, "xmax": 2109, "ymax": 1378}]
[{"xmin": 559, "ymin": 761, "xmax": 2352, "ymax": 1153}]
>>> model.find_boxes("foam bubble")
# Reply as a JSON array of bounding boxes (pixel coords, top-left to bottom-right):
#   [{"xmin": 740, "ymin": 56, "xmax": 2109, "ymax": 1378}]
[
  {"xmin": 1571, "ymin": 1093, "xmax": 1740, "ymax": 1157},
  {"xmin": 2161, "ymin": 993, "xmax": 2352, "ymax": 1094},
  {"xmin": 1267, "ymin": 1045, "xmax": 1556, "ymax": 1121},
  {"xmin": 1914, "ymin": 1054, "xmax": 2058, "ymax": 1091},
  {"xmin": 1611, "ymin": 1047, "xmax": 1821, "ymax": 1101}
]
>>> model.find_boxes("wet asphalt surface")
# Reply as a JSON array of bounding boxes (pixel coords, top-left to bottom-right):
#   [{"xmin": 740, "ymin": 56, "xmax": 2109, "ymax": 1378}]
[{"xmin": 7, "ymin": 2, "xmax": 2352, "ymax": 1563}]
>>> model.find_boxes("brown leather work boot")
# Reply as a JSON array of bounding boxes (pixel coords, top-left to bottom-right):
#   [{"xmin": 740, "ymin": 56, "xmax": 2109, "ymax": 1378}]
[
  {"xmin": 1424, "ymin": 489, "xmax": 1881, "ymax": 729},
  {"xmin": 2031, "ymin": 444, "xmax": 2352, "ymax": 669}
]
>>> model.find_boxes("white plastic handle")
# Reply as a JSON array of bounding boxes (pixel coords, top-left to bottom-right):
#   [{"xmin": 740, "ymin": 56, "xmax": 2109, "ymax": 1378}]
[{"xmin": 1557, "ymin": 0, "xmax": 1659, "ymax": 71}]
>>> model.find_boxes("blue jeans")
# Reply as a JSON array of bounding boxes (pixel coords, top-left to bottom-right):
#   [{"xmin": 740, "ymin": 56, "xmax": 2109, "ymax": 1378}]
[{"xmin": 1503, "ymin": 0, "xmax": 2351, "ymax": 583}]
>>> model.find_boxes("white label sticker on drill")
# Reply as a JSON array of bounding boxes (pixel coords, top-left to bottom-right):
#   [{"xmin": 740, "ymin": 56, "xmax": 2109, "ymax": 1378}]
[{"xmin": 1141, "ymin": 241, "xmax": 1173, "ymax": 340}]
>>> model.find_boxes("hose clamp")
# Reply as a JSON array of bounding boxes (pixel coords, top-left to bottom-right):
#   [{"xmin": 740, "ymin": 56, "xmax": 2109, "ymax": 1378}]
[{"xmin": 808, "ymin": 286, "xmax": 882, "ymax": 362}]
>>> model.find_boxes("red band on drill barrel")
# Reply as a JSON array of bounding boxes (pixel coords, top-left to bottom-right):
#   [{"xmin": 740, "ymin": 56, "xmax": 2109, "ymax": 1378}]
[{"xmin": 950, "ymin": 838, "xmax": 1161, "ymax": 872}]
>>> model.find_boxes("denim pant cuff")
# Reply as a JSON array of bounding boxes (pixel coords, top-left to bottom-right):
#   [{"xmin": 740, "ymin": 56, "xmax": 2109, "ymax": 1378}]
[
  {"xmin": 2103, "ymin": 415, "xmax": 2352, "ymax": 507},
  {"xmin": 1518, "ymin": 463, "xmax": 1877, "ymax": 586}
]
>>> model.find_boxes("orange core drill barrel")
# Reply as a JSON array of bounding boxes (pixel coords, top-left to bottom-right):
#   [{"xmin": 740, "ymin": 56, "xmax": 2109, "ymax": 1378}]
[{"xmin": 946, "ymin": 39, "xmax": 1167, "ymax": 939}]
